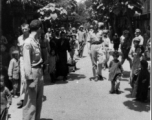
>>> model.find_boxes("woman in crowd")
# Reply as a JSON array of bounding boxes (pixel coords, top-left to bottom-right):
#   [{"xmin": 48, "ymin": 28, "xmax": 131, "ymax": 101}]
[
  {"xmin": 132, "ymin": 60, "xmax": 150, "ymax": 102},
  {"xmin": 128, "ymin": 37, "xmax": 144, "ymax": 87},
  {"xmin": 56, "ymin": 32, "xmax": 73, "ymax": 81}
]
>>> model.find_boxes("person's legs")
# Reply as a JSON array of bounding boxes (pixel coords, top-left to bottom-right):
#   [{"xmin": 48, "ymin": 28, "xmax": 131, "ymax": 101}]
[
  {"xmin": 110, "ymin": 81, "xmax": 115, "ymax": 93},
  {"xmin": 23, "ymin": 80, "xmax": 37, "ymax": 120},
  {"xmin": 115, "ymin": 75, "xmax": 121, "ymax": 93},
  {"xmin": 23, "ymin": 68, "xmax": 43, "ymax": 120},
  {"xmin": 35, "ymin": 72, "xmax": 44, "ymax": 120},
  {"xmin": 97, "ymin": 62, "xmax": 103, "ymax": 80},
  {"xmin": 90, "ymin": 45, "xmax": 98, "ymax": 78}
]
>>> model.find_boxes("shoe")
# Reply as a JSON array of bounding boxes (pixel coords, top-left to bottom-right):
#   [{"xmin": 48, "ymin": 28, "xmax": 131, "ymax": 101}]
[
  {"xmin": 109, "ymin": 90, "xmax": 115, "ymax": 94},
  {"xmin": 115, "ymin": 90, "xmax": 120, "ymax": 94},
  {"xmin": 98, "ymin": 75, "xmax": 103, "ymax": 81}
]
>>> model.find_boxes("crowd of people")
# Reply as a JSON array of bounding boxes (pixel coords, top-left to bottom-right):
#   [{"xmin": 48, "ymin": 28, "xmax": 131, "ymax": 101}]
[{"xmin": 0, "ymin": 19, "xmax": 151, "ymax": 120}]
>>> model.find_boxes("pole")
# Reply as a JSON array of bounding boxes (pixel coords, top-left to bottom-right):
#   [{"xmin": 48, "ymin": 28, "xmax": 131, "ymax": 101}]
[{"xmin": 0, "ymin": 0, "xmax": 2, "ymax": 38}]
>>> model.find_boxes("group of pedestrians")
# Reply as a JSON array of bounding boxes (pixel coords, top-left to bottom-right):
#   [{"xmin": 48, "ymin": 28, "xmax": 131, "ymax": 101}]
[
  {"xmin": 0, "ymin": 18, "xmax": 151, "ymax": 120},
  {"xmin": 0, "ymin": 18, "xmax": 89, "ymax": 120},
  {"xmin": 87, "ymin": 22, "xmax": 150, "ymax": 102}
]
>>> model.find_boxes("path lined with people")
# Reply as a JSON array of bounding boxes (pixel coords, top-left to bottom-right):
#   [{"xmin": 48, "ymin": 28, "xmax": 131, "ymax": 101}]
[{"xmin": 8, "ymin": 45, "xmax": 150, "ymax": 120}]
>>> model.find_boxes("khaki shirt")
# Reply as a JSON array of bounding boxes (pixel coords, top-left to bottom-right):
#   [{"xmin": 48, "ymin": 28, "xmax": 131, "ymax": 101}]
[{"xmin": 23, "ymin": 35, "xmax": 43, "ymax": 80}]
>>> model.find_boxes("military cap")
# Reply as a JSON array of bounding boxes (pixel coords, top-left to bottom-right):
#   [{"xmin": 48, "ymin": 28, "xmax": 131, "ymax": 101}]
[
  {"xmin": 103, "ymin": 30, "xmax": 109, "ymax": 34},
  {"xmin": 135, "ymin": 29, "xmax": 141, "ymax": 33},
  {"xmin": 12, "ymin": 50, "xmax": 19, "ymax": 54},
  {"xmin": 30, "ymin": 20, "xmax": 41, "ymax": 29},
  {"xmin": 123, "ymin": 30, "xmax": 129, "ymax": 35},
  {"xmin": 79, "ymin": 25, "xmax": 84, "ymax": 28}
]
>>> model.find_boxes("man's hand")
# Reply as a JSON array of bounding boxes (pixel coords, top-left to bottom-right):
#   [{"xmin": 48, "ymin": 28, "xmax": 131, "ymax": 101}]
[
  {"xmin": 7, "ymin": 103, "xmax": 10, "ymax": 108},
  {"xmin": 28, "ymin": 80, "xmax": 36, "ymax": 89}
]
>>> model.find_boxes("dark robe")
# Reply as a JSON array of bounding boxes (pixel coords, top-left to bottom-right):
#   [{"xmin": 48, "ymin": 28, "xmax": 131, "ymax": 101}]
[
  {"xmin": 132, "ymin": 60, "xmax": 150, "ymax": 101},
  {"xmin": 56, "ymin": 38, "xmax": 71, "ymax": 77}
]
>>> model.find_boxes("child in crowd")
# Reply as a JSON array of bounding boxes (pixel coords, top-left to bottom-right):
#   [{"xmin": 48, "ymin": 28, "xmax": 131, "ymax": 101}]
[
  {"xmin": 8, "ymin": 50, "xmax": 20, "ymax": 98},
  {"xmin": 109, "ymin": 51, "xmax": 123, "ymax": 94},
  {"xmin": 0, "ymin": 74, "xmax": 12, "ymax": 120},
  {"xmin": 49, "ymin": 49, "xmax": 57, "ymax": 84}
]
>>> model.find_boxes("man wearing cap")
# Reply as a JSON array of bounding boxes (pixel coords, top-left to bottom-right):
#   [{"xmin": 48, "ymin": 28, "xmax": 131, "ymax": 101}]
[
  {"xmin": 78, "ymin": 25, "xmax": 86, "ymax": 58},
  {"xmin": 17, "ymin": 23, "xmax": 30, "ymax": 108},
  {"xmin": 129, "ymin": 37, "xmax": 144, "ymax": 87},
  {"xmin": 23, "ymin": 19, "xmax": 43, "ymax": 120}
]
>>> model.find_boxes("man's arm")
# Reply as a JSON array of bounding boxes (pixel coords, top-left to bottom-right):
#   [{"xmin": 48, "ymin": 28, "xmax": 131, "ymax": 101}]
[
  {"xmin": 139, "ymin": 36, "xmax": 144, "ymax": 46},
  {"xmin": 23, "ymin": 42, "xmax": 33, "ymax": 80}
]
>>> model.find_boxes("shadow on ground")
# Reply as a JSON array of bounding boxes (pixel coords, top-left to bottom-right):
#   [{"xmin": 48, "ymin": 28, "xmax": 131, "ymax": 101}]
[
  {"xmin": 40, "ymin": 118, "xmax": 53, "ymax": 120},
  {"xmin": 123, "ymin": 100, "xmax": 150, "ymax": 112},
  {"xmin": 122, "ymin": 71, "xmax": 130, "ymax": 78},
  {"xmin": 68, "ymin": 73, "xmax": 86, "ymax": 81},
  {"xmin": 124, "ymin": 87, "xmax": 150, "ymax": 112}
]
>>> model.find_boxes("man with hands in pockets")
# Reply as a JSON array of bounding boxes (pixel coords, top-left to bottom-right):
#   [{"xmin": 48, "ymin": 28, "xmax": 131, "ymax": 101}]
[{"xmin": 23, "ymin": 19, "xmax": 43, "ymax": 120}]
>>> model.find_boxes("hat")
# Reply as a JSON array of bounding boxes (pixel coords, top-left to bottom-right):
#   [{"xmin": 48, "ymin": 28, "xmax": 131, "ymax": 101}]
[
  {"xmin": 79, "ymin": 25, "xmax": 84, "ymax": 28},
  {"xmin": 30, "ymin": 20, "xmax": 41, "ymax": 29},
  {"xmin": 135, "ymin": 29, "xmax": 141, "ymax": 33},
  {"xmin": 12, "ymin": 50, "xmax": 19, "ymax": 54},
  {"xmin": 133, "ymin": 37, "xmax": 140, "ymax": 42},
  {"xmin": 123, "ymin": 30, "xmax": 129, "ymax": 35},
  {"xmin": 89, "ymin": 25, "xmax": 93, "ymax": 29},
  {"xmin": 72, "ymin": 27, "xmax": 76, "ymax": 31},
  {"xmin": 98, "ymin": 22, "xmax": 104, "ymax": 27},
  {"xmin": 103, "ymin": 30, "xmax": 109, "ymax": 34}
]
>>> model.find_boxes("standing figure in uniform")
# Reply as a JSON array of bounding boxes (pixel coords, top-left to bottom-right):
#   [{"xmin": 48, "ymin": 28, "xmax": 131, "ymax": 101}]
[
  {"xmin": 17, "ymin": 23, "xmax": 29, "ymax": 108},
  {"xmin": 23, "ymin": 20, "xmax": 43, "ymax": 120}
]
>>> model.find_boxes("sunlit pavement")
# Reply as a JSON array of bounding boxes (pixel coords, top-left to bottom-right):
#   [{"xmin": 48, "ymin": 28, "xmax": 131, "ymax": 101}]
[{"xmin": 9, "ymin": 45, "xmax": 150, "ymax": 120}]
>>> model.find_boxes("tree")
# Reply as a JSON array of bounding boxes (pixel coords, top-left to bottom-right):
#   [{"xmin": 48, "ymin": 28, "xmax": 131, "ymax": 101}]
[{"xmin": 91, "ymin": 0, "xmax": 143, "ymax": 36}]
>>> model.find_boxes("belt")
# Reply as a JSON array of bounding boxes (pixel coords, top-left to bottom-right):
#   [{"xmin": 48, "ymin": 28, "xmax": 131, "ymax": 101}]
[
  {"xmin": 32, "ymin": 64, "xmax": 43, "ymax": 68},
  {"xmin": 91, "ymin": 41, "xmax": 102, "ymax": 45}
]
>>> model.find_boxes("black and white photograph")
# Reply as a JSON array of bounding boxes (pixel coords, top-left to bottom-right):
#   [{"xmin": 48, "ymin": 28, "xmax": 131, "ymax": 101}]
[{"xmin": 0, "ymin": 0, "xmax": 151, "ymax": 120}]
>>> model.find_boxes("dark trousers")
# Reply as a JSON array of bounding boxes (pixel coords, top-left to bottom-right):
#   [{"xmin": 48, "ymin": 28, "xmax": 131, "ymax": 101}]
[
  {"xmin": 113, "ymin": 43, "xmax": 119, "ymax": 51},
  {"xmin": 50, "ymin": 72, "xmax": 56, "ymax": 83}
]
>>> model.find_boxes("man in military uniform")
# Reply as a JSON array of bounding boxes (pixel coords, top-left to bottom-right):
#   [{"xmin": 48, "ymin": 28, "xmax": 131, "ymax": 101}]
[
  {"xmin": 23, "ymin": 20, "xmax": 43, "ymax": 120},
  {"xmin": 89, "ymin": 22, "xmax": 105, "ymax": 81}
]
